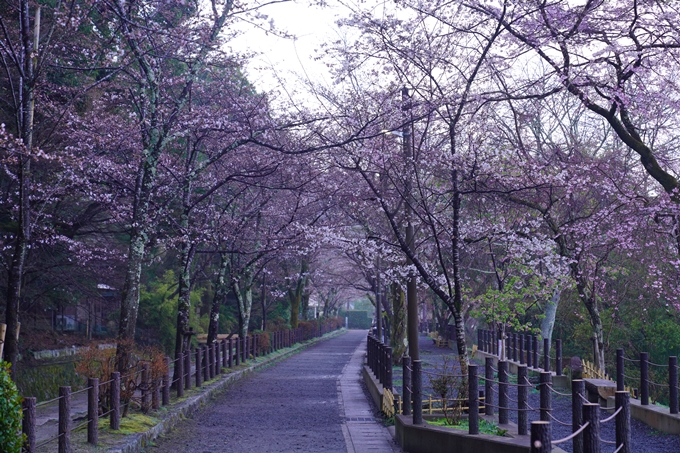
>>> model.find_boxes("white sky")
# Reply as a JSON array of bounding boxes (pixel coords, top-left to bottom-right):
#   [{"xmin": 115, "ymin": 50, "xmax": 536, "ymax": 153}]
[{"xmin": 228, "ymin": 1, "xmax": 348, "ymax": 96}]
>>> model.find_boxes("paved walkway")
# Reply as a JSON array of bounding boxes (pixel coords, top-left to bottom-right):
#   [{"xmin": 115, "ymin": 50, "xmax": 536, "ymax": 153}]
[
  {"xmin": 339, "ymin": 334, "xmax": 400, "ymax": 453},
  {"xmin": 148, "ymin": 330, "xmax": 401, "ymax": 453}
]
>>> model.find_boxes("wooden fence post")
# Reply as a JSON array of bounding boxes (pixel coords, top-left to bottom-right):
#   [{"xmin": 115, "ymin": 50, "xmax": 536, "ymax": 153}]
[
  {"xmin": 88, "ymin": 378, "xmax": 99, "ymax": 445},
  {"xmin": 469, "ymin": 364, "xmax": 479, "ymax": 435},
  {"xmin": 110, "ymin": 372, "xmax": 120, "ymax": 430},
  {"xmin": 59, "ymin": 386, "xmax": 71, "ymax": 453},
  {"xmin": 533, "ymin": 336, "xmax": 539, "ymax": 369},
  {"xmin": 527, "ymin": 335, "xmax": 533, "ymax": 368},
  {"xmin": 640, "ymin": 352, "xmax": 649, "ymax": 406},
  {"xmin": 184, "ymin": 350, "xmax": 191, "ymax": 390},
  {"xmin": 141, "ymin": 363, "xmax": 150, "ymax": 413},
  {"xmin": 518, "ymin": 365, "xmax": 528, "ymax": 435},
  {"xmin": 572, "ymin": 379, "xmax": 585, "ymax": 453},
  {"xmin": 499, "ymin": 361, "xmax": 509, "ymax": 425},
  {"xmin": 403, "ymin": 356, "xmax": 412, "ymax": 416},
  {"xmin": 196, "ymin": 347, "xmax": 202, "ymax": 387},
  {"xmin": 163, "ymin": 357, "xmax": 170, "ymax": 406},
  {"xmin": 176, "ymin": 352, "xmax": 184, "ymax": 398},
  {"xmin": 485, "ymin": 357, "xmax": 494, "ymax": 416},
  {"xmin": 413, "ymin": 360, "xmax": 423, "ymax": 425},
  {"xmin": 583, "ymin": 403, "xmax": 600, "ymax": 453},
  {"xmin": 519, "ymin": 334, "xmax": 525, "ymax": 365},
  {"xmin": 530, "ymin": 421, "xmax": 551, "ymax": 453},
  {"xmin": 543, "ymin": 338, "xmax": 550, "ymax": 372},
  {"xmin": 615, "ymin": 391, "xmax": 631, "ymax": 453},
  {"xmin": 23, "ymin": 396, "xmax": 36, "ymax": 453},
  {"xmin": 617, "ymin": 349, "xmax": 624, "ymax": 392},
  {"xmin": 670, "ymin": 356, "xmax": 678, "ymax": 414}
]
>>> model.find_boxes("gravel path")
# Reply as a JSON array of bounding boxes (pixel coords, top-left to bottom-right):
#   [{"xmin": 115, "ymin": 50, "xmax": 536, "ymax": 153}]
[
  {"xmin": 149, "ymin": 331, "xmax": 372, "ymax": 453},
  {"xmin": 392, "ymin": 335, "xmax": 680, "ymax": 453}
]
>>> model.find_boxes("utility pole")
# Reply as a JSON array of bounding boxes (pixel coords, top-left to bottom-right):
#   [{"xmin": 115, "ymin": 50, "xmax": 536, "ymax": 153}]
[{"xmin": 403, "ymin": 87, "xmax": 419, "ymax": 362}]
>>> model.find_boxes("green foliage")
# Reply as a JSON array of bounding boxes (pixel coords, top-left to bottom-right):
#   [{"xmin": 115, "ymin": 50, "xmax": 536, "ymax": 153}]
[
  {"xmin": 15, "ymin": 361, "xmax": 84, "ymax": 401},
  {"xmin": 471, "ymin": 269, "xmax": 552, "ymax": 334},
  {"xmin": 428, "ymin": 417, "xmax": 507, "ymax": 436},
  {"xmin": 0, "ymin": 361, "xmax": 25, "ymax": 453},
  {"xmin": 339, "ymin": 310, "xmax": 372, "ymax": 329},
  {"xmin": 138, "ymin": 270, "xmax": 207, "ymax": 354}
]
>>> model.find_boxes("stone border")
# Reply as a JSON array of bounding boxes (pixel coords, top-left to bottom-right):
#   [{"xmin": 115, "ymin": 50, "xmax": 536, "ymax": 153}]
[{"xmin": 100, "ymin": 328, "xmax": 347, "ymax": 453}]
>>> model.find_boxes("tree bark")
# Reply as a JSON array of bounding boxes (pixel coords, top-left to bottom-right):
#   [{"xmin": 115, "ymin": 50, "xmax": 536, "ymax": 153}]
[{"xmin": 208, "ymin": 254, "xmax": 229, "ymax": 343}]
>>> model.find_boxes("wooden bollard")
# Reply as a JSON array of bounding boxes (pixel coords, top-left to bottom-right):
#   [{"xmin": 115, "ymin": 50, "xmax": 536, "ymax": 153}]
[
  {"xmin": 385, "ymin": 346, "xmax": 393, "ymax": 390},
  {"xmin": 512, "ymin": 334, "xmax": 518, "ymax": 362},
  {"xmin": 499, "ymin": 361, "xmax": 509, "ymax": 425},
  {"xmin": 519, "ymin": 334, "xmax": 525, "ymax": 365},
  {"xmin": 533, "ymin": 336, "xmax": 539, "ymax": 369},
  {"xmin": 184, "ymin": 350, "xmax": 191, "ymax": 390},
  {"xmin": 141, "ymin": 363, "xmax": 150, "ymax": 413},
  {"xmin": 527, "ymin": 335, "xmax": 533, "ymax": 368},
  {"xmin": 412, "ymin": 360, "xmax": 423, "ymax": 425},
  {"xmin": 162, "ymin": 357, "xmax": 170, "ymax": 406},
  {"xmin": 195, "ymin": 347, "xmax": 202, "ymax": 387},
  {"xmin": 640, "ymin": 352, "xmax": 649, "ymax": 405},
  {"xmin": 235, "ymin": 337, "xmax": 241, "ymax": 366},
  {"xmin": 208, "ymin": 343, "xmax": 215, "ymax": 379},
  {"xmin": 583, "ymin": 403, "xmax": 601, "ymax": 453},
  {"xmin": 670, "ymin": 356, "xmax": 678, "ymax": 414},
  {"xmin": 403, "ymin": 356, "xmax": 412, "ymax": 415},
  {"xmin": 518, "ymin": 365, "xmax": 528, "ymax": 435},
  {"xmin": 615, "ymin": 391, "xmax": 631, "ymax": 453},
  {"xmin": 59, "ymin": 386, "xmax": 71, "ymax": 453},
  {"xmin": 23, "ymin": 397, "xmax": 36, "ymax": 453},
  {"xmin": 152, "ymin": 373, "xmax": 160, "ymax": 410},
  {"xmin": 228, "ymin": 338, "xmax": 234, "ymax": 367},
  {"xmin": 540, "ymin": 372, "xmax": 552, "ymax": 425},
  {"xmin": 469, "ymin": 364, "xmax": 479, "ymax": 435},
  {"xmin": 485, "ymin": 357, "xmax": 494, "ymax": 416},
  {"xmin": 203, "ymin": 346, "xmax": 209, "ymax": 380},
  {"xmin": 88, "ymin": 378, "xmax": 99, "ymax": 445},
  {"xmin": 110, "ymin": 372, "xmax": 120, "ymax": 430},
  {"xmin": 222, "ymin": 339, "xmax": 228, "ymax": 368},
  {"xmin": 572, "ymin": 379, "xmax": 585, "ymax": 453},
  {"xmin": 530, "ymin": 421, "xmax": 551, "ymax": 453},
  {"xmin": 216, "ymin": 342, "xmax": 222, "ymax": 373},
  {"xmin": 617, "ymin": 349, "xmax": 624, "ymax": 392},
  {"xmin": 543, "ymin": 338, "xmax": 550, "ymax": 372}
]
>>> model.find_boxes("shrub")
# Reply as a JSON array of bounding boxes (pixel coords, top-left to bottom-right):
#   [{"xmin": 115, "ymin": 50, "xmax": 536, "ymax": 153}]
[{"xmin": 0, "ymin": 361, "xmax": 24, "ymax": 453}]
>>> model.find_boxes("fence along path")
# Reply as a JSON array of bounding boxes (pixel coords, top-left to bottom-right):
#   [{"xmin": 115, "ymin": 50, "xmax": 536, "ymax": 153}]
[
  {"xmin": 22, "ymin": 322, "xmax": 340, "ymax": 453},
  {"xmin": 149, "ymin": 330, "xmax": 401, "ymax": 453}
]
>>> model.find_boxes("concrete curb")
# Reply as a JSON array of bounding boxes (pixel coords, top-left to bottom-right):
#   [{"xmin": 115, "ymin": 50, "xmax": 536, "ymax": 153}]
[{"xmin": 101, "ymin": 329, "xmax": 347, "ymax": 453}]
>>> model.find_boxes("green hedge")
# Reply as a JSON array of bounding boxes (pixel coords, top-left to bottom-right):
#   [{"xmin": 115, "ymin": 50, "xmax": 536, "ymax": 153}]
[
  {"xmin": 0, "ymin": 361, "xmax": 24, "ymax": 453},
  {"xmin": 339, "ymin": 310, "xmax": 372, "ymax": 329}
]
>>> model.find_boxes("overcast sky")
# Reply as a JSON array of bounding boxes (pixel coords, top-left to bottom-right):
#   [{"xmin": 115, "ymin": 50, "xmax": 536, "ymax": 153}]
[{"xmin": 228, "ymin": 1, "xmax": 347, "ymax": 95}]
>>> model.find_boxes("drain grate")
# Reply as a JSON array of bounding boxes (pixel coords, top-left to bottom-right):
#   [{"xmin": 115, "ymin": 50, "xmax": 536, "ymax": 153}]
[{"xmin": 345, "ymin": 417, "xmax": 375, "ymax": 422}]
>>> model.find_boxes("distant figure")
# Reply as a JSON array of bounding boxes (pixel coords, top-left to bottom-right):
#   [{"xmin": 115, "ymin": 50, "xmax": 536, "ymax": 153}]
[{"xmin": 571, "ymin": 356, "xmax": 583, "ymax": 380}]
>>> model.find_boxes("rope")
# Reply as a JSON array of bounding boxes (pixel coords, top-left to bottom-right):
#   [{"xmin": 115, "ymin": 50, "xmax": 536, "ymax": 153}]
[
  {"xmin": 648, "ymin": 361, "xmax": 669, "ymax": 368},
  {"xmin": 547, "ymin": 410, "xmax": 572, "ymax": 426},
  {"xmin": 601, "ymin": 406, "xmax": 622, "ymax": 424},
  {"xmin": 547, "ymin": 385, "xmax": 573, "ymax": 397},
  {"xmin": 613, "ymin": 444, "xmax": 624, "ymax": 453},
  {"xmin": 71, "ymin": 385, "xmax": 95, "ymax": 396},
  {"xmin": 600, "ymin": 438, "xmax": 616, "ymax": 445},
  {"xmin": 35, "ymin": 395, "xmax": 65, "ymax": 408},
  {"xmin": 623, "ymin": 357, "xmax": 640, "ymax": 363},
  {"xmin": 648, "ymin": 380, "xmax": 670, "ymax": 388},
  {"xmin": 35, "ymin": 432, "xmax": 63, "ymax": 448},
  {"xmin": 551, "ymin": 422, "xmax": 589, "ymax": 445}
]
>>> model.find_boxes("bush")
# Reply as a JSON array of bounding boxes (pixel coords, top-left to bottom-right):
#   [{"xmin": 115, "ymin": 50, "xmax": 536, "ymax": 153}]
[{"xmin": 0, "ymin": 361, "xmax": 24, "ymax": 453}]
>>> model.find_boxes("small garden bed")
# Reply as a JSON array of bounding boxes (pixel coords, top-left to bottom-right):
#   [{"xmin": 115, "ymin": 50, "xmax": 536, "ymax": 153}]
[{"xmin": 427, "ymin": 417, "xmax": 508, "ymax": 437}]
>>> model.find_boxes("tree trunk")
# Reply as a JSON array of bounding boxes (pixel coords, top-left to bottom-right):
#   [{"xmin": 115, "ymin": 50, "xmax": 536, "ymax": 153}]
[
  {"xmin": 233, "ymin": 269, "xmax": 254, "ymax": 340},
  {"xmin": 260, "ymin": 274, "xmax": 267, "ymax": 330},
  {"xmin": 208, "ymin": 254, "xmax": 229, "ymax": 343},
  {"xmin": 540, "ymin": 287, "xmax": 560, "ymax": 349},
  {"xmin": 390, "ymin": 283, "xmax": 407, "ymax": 363}
]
